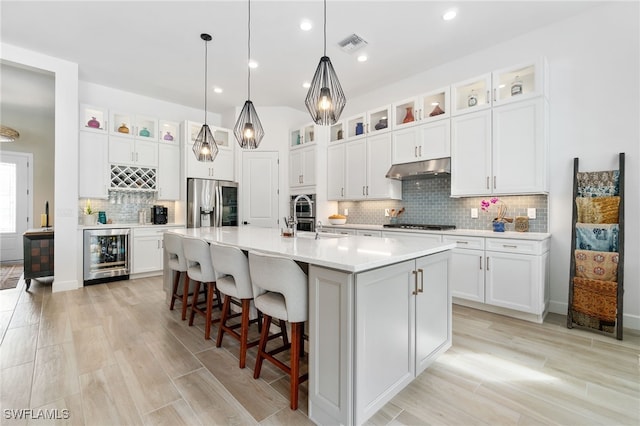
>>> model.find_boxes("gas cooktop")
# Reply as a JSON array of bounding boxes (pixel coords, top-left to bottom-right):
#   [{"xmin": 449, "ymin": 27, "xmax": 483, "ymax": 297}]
[{"xmin": 383, "ymin": 223, "xmax": 457, "ymax": 231}]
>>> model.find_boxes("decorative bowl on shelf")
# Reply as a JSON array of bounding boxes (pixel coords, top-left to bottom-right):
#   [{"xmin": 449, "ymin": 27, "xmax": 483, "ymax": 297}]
[{"xmin": 328, "ymin": 215, "xmax": 347, "ymax": 225}]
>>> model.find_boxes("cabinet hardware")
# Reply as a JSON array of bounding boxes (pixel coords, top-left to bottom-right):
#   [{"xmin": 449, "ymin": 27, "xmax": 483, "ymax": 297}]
[
  {"xmin": 479, "ymin": 256, "xmax": 483, "ymax": 270},
  {"xmin": 366, "ymin": 123, "xmax": 370, "ymax": 133},
  {"xmin": 414, "ymin": 146, "xmax": 418, "ymax": 157},
  {"xmin": 418, "ymin": 146, "xmax": 422, "ymax": 157},
  {"xmin": 486, "ymin": 257, "xmax": 490, "ymax": 270},
  {"xmin": 418, "ymin": 268, "xmax": 424, "ymax": 293},
  {"xmin": 502, "ymin": 244, "xmax": 518, "ymax": 248},
  {"xmin": 341, "ymin": 188, "xmax": 344, "ymax": 197},
  {"xmin": 486, "ymin": 90, "xmax": 490, "ymax": 103},
  {"xmin": 456, "ymin": 241, "xmax": 468, "ymax": 245},
  {"xmin": 418, "ymin": 109, "xmax": 423, "ymax": 120},
  {"xmin": 493, "ymin": 88, "xmax": 496, "ymax": 102},
  {"xmin": 486, "ymin": 176, "xmax": 490, "ymax": 189},
  {"xmin": 493, "ymin": 176, "xmax": 496, "ymax": 189},
  {"xmin": 362, "ymin": 186, "xmax": 365, "ymax": 195},
  {"xmin": 366, "ymin": 186, "xmax": 369, "ymax": 196},
  {"xmin": 412, "ymin": 270, "xmax": 419, "ymax": 295}
]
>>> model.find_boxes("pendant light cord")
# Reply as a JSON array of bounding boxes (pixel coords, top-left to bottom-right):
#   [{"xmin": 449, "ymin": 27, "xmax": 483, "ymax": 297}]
[
  {"xmin": 248, "ymin": 0, "xmax": 251, "ymax": 100},
  {"xmin": 323, "ymin": 0, "xmax": 327, "ymax": 56},
  {"xmin": 204, "ymin": 38, "xmax": 208, "ymax": 124}
]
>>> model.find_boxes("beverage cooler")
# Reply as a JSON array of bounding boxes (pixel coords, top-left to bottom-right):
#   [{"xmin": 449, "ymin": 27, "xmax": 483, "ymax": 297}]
[{"xmin": 83, "ymin": 228, "xmax": 130, "ymax": 285}]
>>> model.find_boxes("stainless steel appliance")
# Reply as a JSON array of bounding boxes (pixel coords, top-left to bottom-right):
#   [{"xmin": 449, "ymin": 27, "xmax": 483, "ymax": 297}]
[
  {"xmin": 382, "ymin": 223, "xmax": 457, "ymax": 230},
  {"xmin": 83, "ymin": 228, "xmax": 130, "ymax": 285},
  {"xmin": 151, "ymin": 205, "xmax": 168, "ymax": 224},
  {"xmin": 187, "ymin": 178, "xmax": 238, "ymax": 228},
  {"xmin": 290, "ymin": 194, "xmax": 316, "ymax": 232}
]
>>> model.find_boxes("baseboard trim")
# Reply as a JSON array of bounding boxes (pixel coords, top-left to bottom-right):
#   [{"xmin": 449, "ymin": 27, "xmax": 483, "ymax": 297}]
[{"xmin": 52, "ymin": 279, "xmax": 79, "ymax": 292}]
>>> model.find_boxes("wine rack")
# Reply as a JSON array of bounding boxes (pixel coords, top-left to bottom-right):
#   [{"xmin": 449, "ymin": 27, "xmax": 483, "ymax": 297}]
[{"xmin": 110, "ymin": 165, "xmax": 157, "ymax": 191}]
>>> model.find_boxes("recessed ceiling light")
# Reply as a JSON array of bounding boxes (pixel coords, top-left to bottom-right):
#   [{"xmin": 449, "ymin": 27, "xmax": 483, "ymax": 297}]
[
  {"xmin": 213, "ymin": 87, "xmax": 223, "ymax": 94},
  {"xmin": 248, "ymin": 60, "xmax": 258, "ymax": 69},
  {"xmin": 300, "ymin": 20, "xmax": 312, "ymax": 31},
  {"xmin": 302, "ymin": 81, "xmax": 311, "ymax": 89},
  {"xmin": 442, "ymin": 9, "xmax": 457, "ymax": 21},
  {"xmin": 357, "ymin": 54, "xmax": 368, "ymax": 62}
]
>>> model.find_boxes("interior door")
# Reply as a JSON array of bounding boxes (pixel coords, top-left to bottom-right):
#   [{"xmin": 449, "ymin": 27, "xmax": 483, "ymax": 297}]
[
  {"xmin": 241, "ymin": 151, "xmax": 279, "ymax": 228},
  {"xmin": 0, "ymin": 152, "xmax": 32, "ymax": 261}
]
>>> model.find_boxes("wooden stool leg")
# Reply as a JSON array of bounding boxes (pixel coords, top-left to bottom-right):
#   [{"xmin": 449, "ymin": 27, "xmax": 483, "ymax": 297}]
[
  {"xmin": 188, "ymin": 280, "xmax": 200, "ymax": 326},
  {"xmin": 216, "ymin": 295, "xmax": 231, "ymax": 348},
  {"xmin": 290, "ymin": 322, "xmax": 302, "ymax": 410},
  {"xmin": 170, "ymin": 270, "xmax": 180, "ymax": 310},
  {"xmin": 280, "ymin": 319, "xmax": 289, "ymax": 346},
  {"xmin": 239, "ymin": 299, "xmax": 251, "ymax": 369},
  {"xmin": 253, "ymin": 315, "xmax": 272, "ymax": 380},
  {"xmin": 205, "ymin": 283, "xmax": 214, "ymax": 340},
  {"xmin": 180, "ymin": 275, "xmax": 190, "ymax": 321}
]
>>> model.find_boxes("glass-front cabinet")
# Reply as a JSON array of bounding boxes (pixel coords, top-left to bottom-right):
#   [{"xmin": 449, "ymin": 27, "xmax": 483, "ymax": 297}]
[
  {"xmin": 393, "ymin": 87, "xmax": 450, "ymax": 130},
  {"xmin": 109, "ymin": 111, "xmax": 158, "ymax": 141},
  {"xmin": 329, "ymin": 122, "xmax": 344, "ymax": 143},
  {"xmin": 80, "ymin": 104, "xmax": 108, "ymax": 133},
  {"xmin": 451, "ymin": 74, "xmax": 493, "ymax": 116},
  {"xmin": 290, "ymin": 123, "xmax": 317, "ymax": 147},
  {"xmin": 159, "ymin": 120, "xmax": 180, "ymax": 144}
]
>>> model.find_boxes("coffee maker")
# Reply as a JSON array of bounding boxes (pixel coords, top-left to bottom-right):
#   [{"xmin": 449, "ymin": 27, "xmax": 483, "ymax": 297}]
[{"xmin": 150, "ymin": 205, "xmax": 168, "ymax": 224}]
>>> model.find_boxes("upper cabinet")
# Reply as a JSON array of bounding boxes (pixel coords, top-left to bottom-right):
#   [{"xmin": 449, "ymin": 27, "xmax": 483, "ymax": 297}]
[
  {"xmin": 183, "ymin": 121, "xmax": 234, "ymax": 181},
  {"xmin": 343, "ymin": 104, "xmax": 392, "ymax": 142},
  {"xmin": 109, "ymin": 111, "xmax": 159, "ymax": 141},
  {"xmin": 79, "ymin": 104, "xmax": 108, "ymax": 134},
  {"xmin": 290, "ymin": 123, "xmax": 318, "ymax": 147},
  {"xmin": 451, "ymin": 58, "xmax": 549, "ymax": 196},
  {"xmin": 452, "ymin": 58, "xmax": 548, "ymax": 116},
  {"xmin": 392, "ymin": 86, "xmax": 450, "ymax": 130},
  {"xmin": 159, "ymin": 120, "xmax": 180, "ymax": 144}
]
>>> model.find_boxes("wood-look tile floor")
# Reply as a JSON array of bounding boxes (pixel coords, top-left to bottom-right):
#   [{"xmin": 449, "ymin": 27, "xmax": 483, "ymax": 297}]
[{"xmin": 1, "ymin": 276, "xmax": 638, "ymax": 425}]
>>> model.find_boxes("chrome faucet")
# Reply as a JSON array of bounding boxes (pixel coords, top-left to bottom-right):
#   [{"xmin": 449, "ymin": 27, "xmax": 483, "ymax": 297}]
[
  {"xmin": 292, "ymin": 194, "xmax": 312, "ymax": 237},
  {"xmin": 316, "ymin": 220, "xmax": 323, "ymax": 240}
]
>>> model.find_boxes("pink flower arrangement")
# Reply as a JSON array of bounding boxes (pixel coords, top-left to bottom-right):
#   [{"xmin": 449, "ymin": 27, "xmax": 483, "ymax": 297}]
[{"xmin": 481, "ymin": 197, "xmax": 512, "ymax": 222}]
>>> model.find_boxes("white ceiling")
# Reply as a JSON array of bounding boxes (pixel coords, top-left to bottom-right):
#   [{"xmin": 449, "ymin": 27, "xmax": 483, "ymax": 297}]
[{"xmin": 1, "ymin": 1, "xmax": 600, "ymax": 115}]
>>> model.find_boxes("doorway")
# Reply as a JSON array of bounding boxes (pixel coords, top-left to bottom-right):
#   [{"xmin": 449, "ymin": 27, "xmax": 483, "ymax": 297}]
[
  {"xmin": 0, "ymin": 152, "xmax": 32, "ymax": 261},
  {"xmin": 241, "ymin": 151, "xmax": 279, "ymax": 228}
]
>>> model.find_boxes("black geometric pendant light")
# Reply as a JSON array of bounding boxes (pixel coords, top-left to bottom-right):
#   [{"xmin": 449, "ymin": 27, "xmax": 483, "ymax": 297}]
[
  {"xmin": 193, "ymin": 33, "xmax": 219, "ymax": 162},
  {"xmin": 305, "ymin": 0, "xmax": 346, "ymax": 125},
  {"xmin": 234, "ymin": 0, "xmax": 264, "ymax": 149}
]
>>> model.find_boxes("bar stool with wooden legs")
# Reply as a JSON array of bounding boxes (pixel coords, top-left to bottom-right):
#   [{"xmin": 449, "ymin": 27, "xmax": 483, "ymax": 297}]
[
  {"xmin": 210, "ymin": 243, "xmax": 264, "ymax": 369},
  {"xmin": 249, "ymin": 251, "xmax": 308, "ymax": 410},
  {"xmin": 164, "ymin": 232, "xmax": 190, "ymax": 320},
  {"xmin": 182, "ymin": 237, "xmax": 223, "ymax": 339}
]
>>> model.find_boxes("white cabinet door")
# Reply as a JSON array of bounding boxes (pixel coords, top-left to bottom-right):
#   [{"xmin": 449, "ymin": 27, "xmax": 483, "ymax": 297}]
[
  {"xmin": 366, "ymin": 132, "xmax": 400, "ymax": 199},
  {"xmin": 185, "ymin": 143, "xmax": 212, "ymax": 178},
  {"xmin": 419, "ymin": 119, "xmax": 450, "ymax": 160},
  {"xmin": 451, "ymin": 110, "xmax": 492, "ymax": 196},
  {"xmin": 135, "ymin": 139, "xmax": 158, "ymax": 167},
  {"xmin": 327, "ymin": 144, "xmax": 345, "ymax": 200},
  {"xmin": 79, "ymin": 132, "xmax": 109, "ymax": 199},
  {"xmin": 492, "ymin": 98, "xmax": 547, "ymax": 194},
  {"xmin": 356, "ymin": 260, "xmax": 415, "ymax": 424},
  {"xmin": 344, "ymin": 139, "xmax": 367, "ymax": 200},
  {"xmin": 391, "ymin": 126, "xmax": 421, "ymax": 164},
  {"xmin": 212, "ymin": 147, "xmax": 235, "ymax": 181},
  {"xmin": 109, "ymin": 135, "xmax": 135, "ymax": 165},
  {"xmin": 302, "ymin": 147, "xmax": 316, "ymax": 186},
  {"xmin": 415, "ymin": 252, "xmax": 450, "ymax": 375},
  {"xmin": 448, "ymin": 248, "xmax": 485, "ymax": 302},
  {"xmin": 157, "ymin": 144, "xmax": 180, "ymax": 201},
  {"xmin": 289, "ymin": 145, "xmax": 315, "ymax": 188},
  {"xmin": 485, "ymin": 251, "xmax": 539, "ymax": 314},
  {"xmin": 133, "ymin": 235, "xmax": 163, "ymax": 274}
]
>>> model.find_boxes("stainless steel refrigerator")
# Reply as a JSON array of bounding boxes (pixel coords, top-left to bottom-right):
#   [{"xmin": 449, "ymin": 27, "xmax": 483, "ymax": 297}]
[{"xmin": 187, "ymin": 178, "xmax": 238, "ymax": 228}]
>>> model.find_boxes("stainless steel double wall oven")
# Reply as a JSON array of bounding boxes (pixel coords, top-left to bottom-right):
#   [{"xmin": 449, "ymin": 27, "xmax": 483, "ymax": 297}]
[{"xmin": 290, "ymin": 194, "xmax": 316, "ymax": 232}]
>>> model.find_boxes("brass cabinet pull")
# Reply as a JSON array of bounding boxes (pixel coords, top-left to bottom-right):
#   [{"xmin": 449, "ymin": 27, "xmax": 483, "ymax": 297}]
[{"xmin": 412, "ymin": 270, "xmax": 419, "ymax": 295}]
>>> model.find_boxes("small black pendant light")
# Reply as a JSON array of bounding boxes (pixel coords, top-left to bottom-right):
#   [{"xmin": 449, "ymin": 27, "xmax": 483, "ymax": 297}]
[
  {"xmin": 193, "ymin": 33, "xmax": 219, "ymax": 162},
  {"xmin": 305, "ymin": 0, "xmax": 346, "ymax": 125},
  {"xmin": 234, "ymin": 0, "xmax": 264, "ymax": 149}
]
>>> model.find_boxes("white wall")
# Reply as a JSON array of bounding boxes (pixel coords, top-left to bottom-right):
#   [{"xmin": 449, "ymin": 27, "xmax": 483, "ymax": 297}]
[
  {"xmin": 1, "ymin": 43, "xmax": 79, "ymax": 292},
  {"xmin": 344, "ymin": 2, "xmax": 640, "ymax": 328}
]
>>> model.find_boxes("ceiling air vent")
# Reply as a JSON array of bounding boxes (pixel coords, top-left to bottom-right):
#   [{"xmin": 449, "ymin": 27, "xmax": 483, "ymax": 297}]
[{"xmin": 338, "ymin": 33, "xmax": 368, "ymax": 53}]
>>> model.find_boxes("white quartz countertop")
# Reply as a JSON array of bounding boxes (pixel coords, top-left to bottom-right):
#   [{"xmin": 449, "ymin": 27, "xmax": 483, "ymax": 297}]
[
  {"xmin": 322, "ymin": 223, "xmax": 551, "ymax": 241},
  {"xmin": 168, "ymin": 226, "xmax": 455, "ymax": 273},
  {"xmin": 78, "ymin": 223, "xmax": 185, "ymax": 230}
]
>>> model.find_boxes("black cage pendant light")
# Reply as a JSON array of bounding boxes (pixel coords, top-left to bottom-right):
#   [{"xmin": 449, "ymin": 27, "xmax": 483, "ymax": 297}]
[
  {"xmin": 304, "ymin": 0, "xmax": 346, "ymax": 125},
  {"xmin": 193, "ymin": 33, "xmax": 219, "ymax": 162},
  {"xmin": 234, "ymin": 0, "xmax": 264, "ymax": 149}
]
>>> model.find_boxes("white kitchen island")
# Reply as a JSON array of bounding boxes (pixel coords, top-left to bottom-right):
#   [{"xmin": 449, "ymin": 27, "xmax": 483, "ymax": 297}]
[{"xmin": 165, "ymin": 226, "xmax": 455, "ymax": 425}]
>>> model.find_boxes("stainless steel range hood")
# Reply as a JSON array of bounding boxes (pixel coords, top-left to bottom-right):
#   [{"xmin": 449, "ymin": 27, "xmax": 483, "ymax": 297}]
[{"xmin": 385, "ymin": 157, "xmax": 450, "ymax": 180}]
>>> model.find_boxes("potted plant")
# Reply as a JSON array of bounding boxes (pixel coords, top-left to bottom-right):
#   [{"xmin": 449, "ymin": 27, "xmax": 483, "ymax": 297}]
[
  {"xmin": 83, "ymin": 199, "xmax": 97, "ymax": 226},
  {"xmin": 481, "ymin": 197, "xmax": 512, "ymax": 232}
]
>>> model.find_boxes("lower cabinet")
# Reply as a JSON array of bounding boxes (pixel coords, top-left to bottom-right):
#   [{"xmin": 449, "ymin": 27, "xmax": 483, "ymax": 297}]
[
  {"xmin": 443, "ymin": 235, "xmax": 550, "ymax": 321},
  {"xmin": 309, "ymin": 250, "xmax": 451, "ymax": 425},
  {"xmin": 132, "ymin": 226, "xmax": 182, "ymax": 274}
]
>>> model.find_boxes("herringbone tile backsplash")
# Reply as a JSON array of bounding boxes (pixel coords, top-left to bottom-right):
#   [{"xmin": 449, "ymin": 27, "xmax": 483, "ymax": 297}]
[{"xmin": 337, "ymin": 176, "xmax": 548, "ymax": 232}]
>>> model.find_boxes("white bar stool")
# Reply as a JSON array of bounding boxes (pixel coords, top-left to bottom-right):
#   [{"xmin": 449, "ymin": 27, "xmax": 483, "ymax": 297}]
[
  {"xmin": 164, "ymin": 232, "xmax": 190, "ymax": 320},
  {"xmin": 249, "ymin": 250, "xmax": 308, "ymax": 410},
  {"xmin": 182, "ymin": 236, "xmax": 223, "ymax": 339},
  {"xmin": 210, "ymin": 243, "xmax": 262, "ymax": 369}
]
